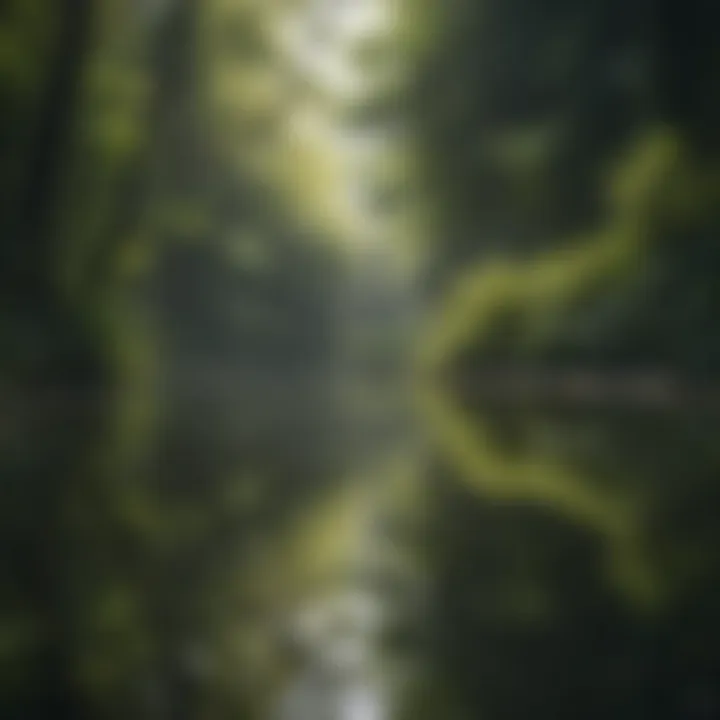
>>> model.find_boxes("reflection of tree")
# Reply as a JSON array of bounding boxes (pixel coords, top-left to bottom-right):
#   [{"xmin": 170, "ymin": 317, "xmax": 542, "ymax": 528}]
[
  {"xmin": 0, "ymin": 0, "xmax": 343, "ymax": 716},
  {"xmin": 4, "ymin": 0, "xmax": 720, "ymax": 718},
  {"xmin": 420, "ymin": 382, "xmax": 659, "ymax": 608},
  {"xmin": 417, "ymin": 126, "xmax": 720, "ymax": 616},
  {"xmin": 421, "ymin": 404, "xmax": 720, "ymax": 720},
  {"xmin": 416, "ymin": 129, "xmax": 712, "ymax": 612}
]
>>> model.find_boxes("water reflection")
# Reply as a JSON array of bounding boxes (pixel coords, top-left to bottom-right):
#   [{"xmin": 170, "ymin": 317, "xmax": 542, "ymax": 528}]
[
  {"xmin": 265, "ymin": 397, "xmax": 720, "ymax": 719},
  {"xmin": 420, "ymin": 404, "xmax": 720, "ymax": 720},
  {"xmin": 253, "ymin": 390, "xmax": 717, "ymax": 718}
]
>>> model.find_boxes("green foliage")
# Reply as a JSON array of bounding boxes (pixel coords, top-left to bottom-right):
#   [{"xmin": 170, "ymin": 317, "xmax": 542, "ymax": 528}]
[{"xmin": 3, "ymin": 1, "xmax": 720, "ymax": 719}]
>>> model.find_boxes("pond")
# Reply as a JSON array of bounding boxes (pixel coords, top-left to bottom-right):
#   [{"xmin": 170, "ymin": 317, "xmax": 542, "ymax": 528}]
[{"xmin": 276, "ymin": 402, "xmax": 720, "ymax": 720}]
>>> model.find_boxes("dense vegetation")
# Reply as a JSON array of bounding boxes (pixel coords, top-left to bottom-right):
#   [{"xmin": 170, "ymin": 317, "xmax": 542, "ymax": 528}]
[
  {"xmin": 420, "ymin": 0, "xmax": 720, "ymax": 377},
  {"xmin": 2, "ymin": 1, "xmax": 720, "ymax": 719}
]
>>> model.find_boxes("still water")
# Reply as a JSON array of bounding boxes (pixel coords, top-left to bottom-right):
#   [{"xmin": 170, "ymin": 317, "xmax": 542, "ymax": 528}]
[
  {"xmin": 148, "ymin": 244, "xmax": 720, "ymax": 720},
  {"xmin": 273, "ymin": 404, "xmax": 720, "ymax": 720}
]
